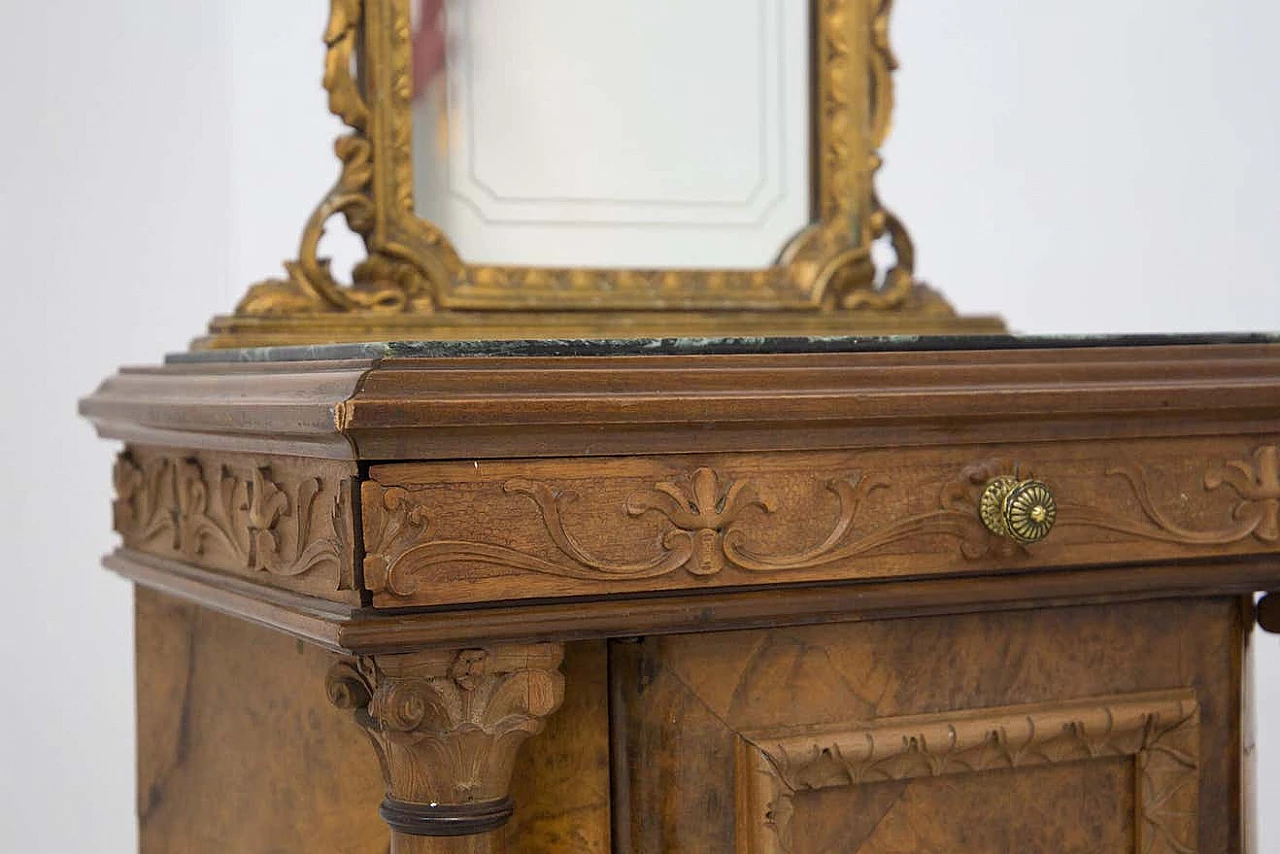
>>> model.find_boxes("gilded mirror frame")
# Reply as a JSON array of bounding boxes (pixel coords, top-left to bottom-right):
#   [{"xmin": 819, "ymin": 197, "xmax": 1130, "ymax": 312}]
[{"xmin": 202, "ymin": 0, "xmax": 1001, "ymax": 347}]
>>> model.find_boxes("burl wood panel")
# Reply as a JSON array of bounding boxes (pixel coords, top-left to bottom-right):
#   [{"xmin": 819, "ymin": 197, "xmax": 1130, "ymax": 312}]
[
  {"xmin": 791, "ymin": 760, "xmax": 1135, "ymax": 854},
  {"xmin": 610, "ymin": 599, "xmax": 1244, "ymax": 853},
  {"xmin": 366, "ymin": 437, "xmax": 1280, "ymax": 608},
  {"xmin": 506, "ymin": 640, "xmax": 611, "ymax": 854},
  {"xmin": 136, "ymin": 588, "xmax": 609, "ymax": 853},
  {"xmin": 135, "ymin": 586, "xmax": 385, "ymax": 853}
]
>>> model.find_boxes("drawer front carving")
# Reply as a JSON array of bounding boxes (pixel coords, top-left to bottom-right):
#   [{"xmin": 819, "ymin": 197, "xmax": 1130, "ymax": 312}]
[
  {"xmin": 114, "ymin": 446, "xmax": 359, "ymax": 603},
  {"xmin": 365, "ymin": 437, "xmax": 1280, "ymax": 607}
]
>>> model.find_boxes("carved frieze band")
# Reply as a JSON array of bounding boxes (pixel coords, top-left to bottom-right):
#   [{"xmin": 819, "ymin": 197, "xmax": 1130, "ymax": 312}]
[
  {"xmin": 113, "ymin": 448, "xmax": 355, "ymax": 598},
  {"xmin": 736, "ymin": 689, "xmax": 1200, "ymax": 854},
  {"xmin": 363, "ymin": 445, "xmax": 1280, "ymax": 601}
]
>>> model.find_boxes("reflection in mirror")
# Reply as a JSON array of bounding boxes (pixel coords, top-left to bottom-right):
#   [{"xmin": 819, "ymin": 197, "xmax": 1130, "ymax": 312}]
[{"xmin": 411, "ymin": 0, "xmax": 810, "ymax": 270}]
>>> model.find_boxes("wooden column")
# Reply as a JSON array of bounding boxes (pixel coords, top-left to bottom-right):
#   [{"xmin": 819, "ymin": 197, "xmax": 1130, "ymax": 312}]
[{"xmin": 327, "ymin": 644, "xmax": 566, "ymax": 853}]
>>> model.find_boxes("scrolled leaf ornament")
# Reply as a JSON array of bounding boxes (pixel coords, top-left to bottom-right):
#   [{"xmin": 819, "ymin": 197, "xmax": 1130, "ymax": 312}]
[{"xmin": 234, "ymin": 0, "xmax": 435, "ymax": 317}]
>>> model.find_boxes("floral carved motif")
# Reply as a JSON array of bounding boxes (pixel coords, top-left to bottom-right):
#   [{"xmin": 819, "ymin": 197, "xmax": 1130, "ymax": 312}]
[
  {"xmin": 1066, "ymin": 444, "xmax": 1280, "ymax": 547},
  {"xmin": 362, "ymin": 445, "xmax": 1280, "ymax": 602},
  {"xmin": 326, "ymin": 644, "xmax": 565, "ymax": 828},
  {"xmin": 361, "ymin": 465, "xmax": 1007, "ymax": 598},
  {"xmin": 113, "ymin": 450, "xmax": 351, "ymax": 589},
  {"xmin": 361, "ymin": 484, "xmax": 432, "ymax": 595},
  {"xmin": 738, "ymin": 690, "xmax": 1199, "ymax": 854}
]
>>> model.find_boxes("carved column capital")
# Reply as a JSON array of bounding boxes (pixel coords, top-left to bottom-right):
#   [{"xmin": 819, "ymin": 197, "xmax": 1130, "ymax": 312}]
[{"xmin": 328, "ymin": 644, "xmax": 565, "ymax": 844}]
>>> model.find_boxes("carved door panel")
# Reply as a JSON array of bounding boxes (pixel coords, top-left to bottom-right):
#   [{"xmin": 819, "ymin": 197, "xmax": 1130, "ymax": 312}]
[{"xmin": 609, "ymin": 599, "xmax": 1244, "ymax": 853}]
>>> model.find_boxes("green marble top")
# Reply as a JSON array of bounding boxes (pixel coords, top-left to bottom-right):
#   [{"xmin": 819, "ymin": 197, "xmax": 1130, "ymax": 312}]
[{"xmin": 167, "ymin": 333, "xmax": 1280, "ymax": 364}]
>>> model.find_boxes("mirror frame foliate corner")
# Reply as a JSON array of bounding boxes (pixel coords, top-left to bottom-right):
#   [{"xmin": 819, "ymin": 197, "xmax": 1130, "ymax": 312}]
[{"xmin": 207, "ymin": 0, "xmax": 995, "ymax": 347}]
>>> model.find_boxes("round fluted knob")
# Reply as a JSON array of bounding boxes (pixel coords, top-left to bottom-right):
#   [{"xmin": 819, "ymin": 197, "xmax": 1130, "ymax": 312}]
[{"xmin": 980, "ymin": 476, "xmax": 1057, "ymax": 545}]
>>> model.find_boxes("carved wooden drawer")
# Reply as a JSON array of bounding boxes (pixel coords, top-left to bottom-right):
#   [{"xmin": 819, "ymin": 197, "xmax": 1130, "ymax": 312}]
[{"xmin": 364, "ymin": 434, "xmax": 1280, "ymax": 608}]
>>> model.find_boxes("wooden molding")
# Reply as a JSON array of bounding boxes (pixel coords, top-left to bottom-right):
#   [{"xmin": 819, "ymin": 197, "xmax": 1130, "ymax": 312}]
[
  {"xmin": 736, "ymin": 690, "xmax": 1200, "ymax": 853},
  {"xmin": 106, "ymin": 546, "xmax": 1280, "ymax": 655},
  {"xmin": 327, "ymin": 644, "xmax": 566, "ymax": 842},
  {"xmin": 79, "ymin": 357, "xmax": 375, "ymax": 459},
  {"xmin": 80, "ymin": 344, "xmax": 1280, "ymax": 461}
]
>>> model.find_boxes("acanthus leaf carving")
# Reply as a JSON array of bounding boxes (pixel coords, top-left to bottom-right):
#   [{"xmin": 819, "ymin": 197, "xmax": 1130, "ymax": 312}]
[
  {"xmin": 361, "ymin": 484, "xmax": 433, "ymax": 595},
  {"xmin": 113, "ymin": 450, "xmax": 347, "ymax": 587},
  {"xmin": 326, "ymin": 644, "xmax": 566, "ymax": 814},
  {"xmin": 113, "ymin": 454, "xmax": 177, "ymax": 550}
]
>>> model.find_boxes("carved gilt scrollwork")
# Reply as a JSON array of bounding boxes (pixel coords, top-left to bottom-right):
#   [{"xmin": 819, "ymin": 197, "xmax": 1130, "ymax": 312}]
[
  {"xmin": 820, "ymin": 0, "xmax": 921, "ymax": 310},
  {"xmin": 235, "ymin": 0, "xmax": 436, "ymax": 317},
  {"xmin": 113, "ymin": 449, "xmax": 353, "ymax": 591},
  {"xmin": 226, "ymin": 0, "xmax": 953, "ymax": 328}
]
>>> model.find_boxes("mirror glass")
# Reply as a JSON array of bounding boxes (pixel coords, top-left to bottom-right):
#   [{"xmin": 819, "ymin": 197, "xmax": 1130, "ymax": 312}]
[{"xmin": 410, "ymin": 0, "xmax": 811, "ymax": 269}]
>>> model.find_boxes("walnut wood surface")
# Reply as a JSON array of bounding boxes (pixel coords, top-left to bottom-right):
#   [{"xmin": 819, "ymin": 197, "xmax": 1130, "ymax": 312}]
[
  {"xmin": 81, "ymin": 358, "xmax": 375, "ymax": 459},
  {"xmin": 611, "ymin": 598, "xmax": 1243, "ymax": 853},
  {"xmin": 83, "ymin": 341, "xmax": 1280, "ymax": 850},
  {"xmin": 134, "ymin": 586, "xmax": 386, "ymax": 853},
  {"xmin": 136, "ymin": 586, "xmax": 609, "ymax": 854},
  {"xmin": 364, "ymin": 437, "xmax": 1280, "ymax": 608}
]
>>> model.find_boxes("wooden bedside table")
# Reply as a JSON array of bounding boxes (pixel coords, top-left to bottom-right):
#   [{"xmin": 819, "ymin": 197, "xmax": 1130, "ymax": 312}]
[{"xmin": 82, "ymin": 334, "xmax": 1280, "ymax": 853}]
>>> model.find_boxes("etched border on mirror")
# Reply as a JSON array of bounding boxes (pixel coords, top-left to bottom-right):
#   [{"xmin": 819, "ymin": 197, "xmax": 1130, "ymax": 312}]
[
  {"xmin": 208, "ymin": 0, "xmax": 1001, "ymax": 346},
  {"xmin": 734, "ymin": 689, "xmax": 1200, "ymax": 854}
]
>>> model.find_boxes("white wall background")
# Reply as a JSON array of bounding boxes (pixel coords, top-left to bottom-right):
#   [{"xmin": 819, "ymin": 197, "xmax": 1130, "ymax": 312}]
[{"xmin": 0, "ymin": 2, "xmax": 1276, "ymax": 851}]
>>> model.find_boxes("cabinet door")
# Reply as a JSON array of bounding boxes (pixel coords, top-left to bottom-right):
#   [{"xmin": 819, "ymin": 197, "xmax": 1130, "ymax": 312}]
[{"xmin": 610, "ymin": 599, "xmax": 1244, "ymax": 853}]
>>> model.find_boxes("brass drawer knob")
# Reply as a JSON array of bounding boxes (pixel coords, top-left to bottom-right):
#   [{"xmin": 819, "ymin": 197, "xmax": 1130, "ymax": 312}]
[{"xmin": 980, "ymin": 476, "xmax": 1057, "ymax": 545}]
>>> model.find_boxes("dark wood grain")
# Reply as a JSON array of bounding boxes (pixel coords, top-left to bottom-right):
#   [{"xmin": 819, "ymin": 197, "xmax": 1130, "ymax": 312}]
[{"xmin": 1258, "ymin": 592, "xmax": 1280, "ymax": 633}]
